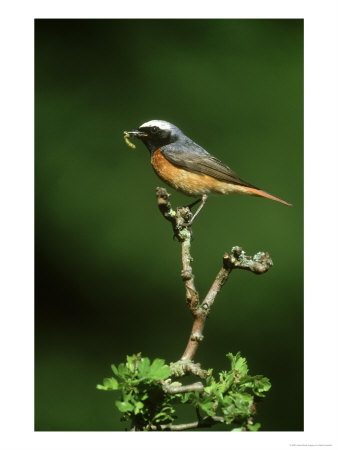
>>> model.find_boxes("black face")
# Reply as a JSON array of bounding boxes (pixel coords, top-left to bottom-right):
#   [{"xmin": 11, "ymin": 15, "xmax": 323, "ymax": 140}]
[{"xmin": 137, "ymin": 125, "xmax": 178, "ymax": 153}]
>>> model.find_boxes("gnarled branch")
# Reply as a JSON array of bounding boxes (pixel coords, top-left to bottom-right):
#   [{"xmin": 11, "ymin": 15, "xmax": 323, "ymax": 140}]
[
  {"xmin": 149, "ymin": 415, "xmax": 225, "ymax": 431},
  {"xmin": 162, "ymin": 381, "xmax": 204, "ymax": 394},
  {"xmin": 156, "ymin": 187, "xmax": 273, "ymax": 364}
]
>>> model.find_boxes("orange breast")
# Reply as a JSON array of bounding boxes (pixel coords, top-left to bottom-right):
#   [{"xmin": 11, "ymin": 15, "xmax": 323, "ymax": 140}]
[{"xmin": 150, "ymin": 149, "xmax": 247, "ymax": 197}]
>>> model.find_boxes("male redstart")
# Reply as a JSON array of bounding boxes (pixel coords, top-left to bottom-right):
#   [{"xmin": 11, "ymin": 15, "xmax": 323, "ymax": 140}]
[{"xmin": 124, "ymin": 120, "xmax": 291, "ymax": 222}]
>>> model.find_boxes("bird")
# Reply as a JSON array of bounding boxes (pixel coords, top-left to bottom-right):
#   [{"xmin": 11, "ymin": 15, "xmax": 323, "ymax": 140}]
[{"xmin": 123, "ymin": 120, "xmax": 291, "ymax": 223}]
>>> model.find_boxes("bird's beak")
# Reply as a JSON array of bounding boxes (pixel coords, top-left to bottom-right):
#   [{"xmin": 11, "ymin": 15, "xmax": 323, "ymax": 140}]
[{"xmin": 124, "ymin": 130, "xmax": 148, "ymax": 139}]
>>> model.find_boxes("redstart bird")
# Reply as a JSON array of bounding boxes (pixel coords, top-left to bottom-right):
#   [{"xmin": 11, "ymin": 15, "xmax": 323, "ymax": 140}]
[{"xmin": 124, "ymin": 120, "xmax": 291, "ymax": 223}]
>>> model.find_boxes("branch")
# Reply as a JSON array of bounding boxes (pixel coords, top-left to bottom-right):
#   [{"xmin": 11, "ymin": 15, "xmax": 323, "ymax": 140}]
[
  {"xmin": 155, "ymin": 187, "xmax": 273, "ymax": 363},
  {"xmin": 149, "ymin": 415, "xmax": 225, "ymax": 431},
  {"xmin": 156, "ymin": 187, "xmax": 198, "ymax": 311},
  {"xmin": 181, "ymin": 246, "xmax": 273, "ymax": 361},
  {"xmin": 162, "ymin": 381, "xmax": 204, "ymax": 394},
  {"xmin": 169, "ymin": 360, "xmax": 210, "ymax": 379}
]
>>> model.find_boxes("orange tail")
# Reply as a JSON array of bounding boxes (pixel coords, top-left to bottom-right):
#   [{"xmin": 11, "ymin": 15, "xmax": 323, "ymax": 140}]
[{"xmin": 244, "ymin": 186, "xmax": 292, "ymax": 206}]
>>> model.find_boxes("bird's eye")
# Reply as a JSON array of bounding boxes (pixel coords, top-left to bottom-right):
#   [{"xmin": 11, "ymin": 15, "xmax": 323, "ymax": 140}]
[{"xmin": 151, "ymin": 126, "xmax": 159, "ymax": 133}]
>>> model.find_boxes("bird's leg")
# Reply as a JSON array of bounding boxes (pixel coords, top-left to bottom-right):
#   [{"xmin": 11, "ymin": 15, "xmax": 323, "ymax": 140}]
[
  {"xmin": 185, "ymin": 198, "xmax": 202, "ymax": 210},
  {"xmin": 186, "ymin": 195, "xmax": 208, "ymax": 226}
]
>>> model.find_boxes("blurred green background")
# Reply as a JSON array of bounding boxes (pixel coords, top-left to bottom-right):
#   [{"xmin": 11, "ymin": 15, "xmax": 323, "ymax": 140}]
[{"xmin": 35, "ymin": 19, "xmax": 303, "ymax": 431}]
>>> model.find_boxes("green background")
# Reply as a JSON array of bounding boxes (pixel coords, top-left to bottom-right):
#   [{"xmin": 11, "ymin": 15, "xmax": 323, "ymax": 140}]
[{"xmin": 35, "ymin": 19, "xmax": 303, "ymax": 431}]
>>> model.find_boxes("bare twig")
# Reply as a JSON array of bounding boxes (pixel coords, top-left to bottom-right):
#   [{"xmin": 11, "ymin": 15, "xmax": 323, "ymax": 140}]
[
  {"xmin": 149, "ymin": 415, "xmax": 225, "ymax": 431},
  {"xmin": 181, "ymin": 247, "xmax": 273, "ymax": 361},
  {"xmin": 169, "ymin": 360, "xmax": 210, "ymax": 379},
  {"xmin": 156, "ymin": 187, "xmax": 273, "ymax": 365},
  {"xmin": 162, "ymin": 381, "xmax": 204, "ymax": 394},
  {"xmin": 156, "ymin": 187, "xmax": 199, "ymax": 312}
]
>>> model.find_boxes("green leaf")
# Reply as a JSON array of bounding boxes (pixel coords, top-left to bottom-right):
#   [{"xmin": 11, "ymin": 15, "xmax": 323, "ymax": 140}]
[
  {"xmin": 152, "ymin": 365, "xmax": 171, "ymax": 380},
  {"xmin": 103, "ymin": 377, "xmax": 119, "ymax": 390},
  {"xmin": 180, "ymin": 392, "xmax": 192, "ymax": 403},
  {"xmin": 153, "ymin": 412, "xmax": 169, "ymax": 421},
  {"xmin": 219, "ymin": 372, "xmax": 235, "ymax": 393},
  {"xmin": 248, "ymin": 422, "xmax": 261, "ymax": 431},
  {"xmin": 221, "ymin": 392, "xmax": 254, "ymax": 423},
  {"xmin": 117, "ymin": 362, "xmax": 127, "ymax": 378},
  {"xmin": 137, "ymin": 357, "xmax": 151, "ymax": 377},
  {"xmin": 253, "ymin": 377, "xmax": 271, "ymax": 397},
  {"xmin": 199, "ymin": 401, "xmax": 215, "ymax": 416},
  {"xmin": 111, "ymin": 364, "xmax": 119, "ymax": 376},
  {"xmin": 115, "ymin": 400, "xmax": 134, "ymax": 413},
  {"xmin": 153, "ymin": 405, "xmax": 176, "ymax": 424},
  {"xmin": 126, "ymin": 355, "xmax": 136, "ymax": 372},
  {"xmin": 204, "ymin": 385, "xmax": 214, "ymax": 395},
  {"xmin": 150, "ymin": 358, "xmax": 165, "ymax": 372},
  {"xmin": 227, "ymin": 352, "xmax": 248, "ymax": 375},
  {"xmin": 239, "ymin": 375, "xmax": 271, "ymax": 397},
  {"xmin": 96, "ymin": 377, "xmax": 119, "ymax": 391},
  {"xmin": 134, "ymin": 401, "xmax": 144, "ymax": 414},
  {"xmin": 148, "ymin": 359, "xmax": 171, "ymax": 380},
  {"xmin": 233, "ymin": 392, "xmax": 253, "ymax": 410}
]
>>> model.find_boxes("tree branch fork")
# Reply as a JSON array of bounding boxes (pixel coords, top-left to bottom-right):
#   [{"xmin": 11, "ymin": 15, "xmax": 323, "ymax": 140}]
[{"xmin": 154, "ymin": 187, "xmax": 273, "ymax": 430}]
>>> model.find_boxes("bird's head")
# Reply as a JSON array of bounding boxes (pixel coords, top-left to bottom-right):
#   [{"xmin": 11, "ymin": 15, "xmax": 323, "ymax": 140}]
[{"xmin": 124, "ymin": 120, "xmax": 183, "ymax": 152}]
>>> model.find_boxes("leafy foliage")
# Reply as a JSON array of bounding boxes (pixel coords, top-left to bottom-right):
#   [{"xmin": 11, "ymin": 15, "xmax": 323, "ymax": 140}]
[
  {"xmin": 97, "ymin": 352, "xmax": 271, "ymax": 431},
  {"xmin": 97, "ymin": 353, "xmax": 174, "ymax": 429}
]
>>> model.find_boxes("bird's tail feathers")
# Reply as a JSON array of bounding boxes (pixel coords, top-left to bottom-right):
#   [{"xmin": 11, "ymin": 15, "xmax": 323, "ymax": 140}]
[{"xmin": 244, "ymin": 186, "xmax": 292, "ymax": 206}]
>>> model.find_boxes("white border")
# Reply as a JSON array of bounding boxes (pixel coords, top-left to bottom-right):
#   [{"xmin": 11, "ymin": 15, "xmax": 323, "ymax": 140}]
[{"xmin": 1, "ymin": 1, "xmax": 337, "ymax": 449}]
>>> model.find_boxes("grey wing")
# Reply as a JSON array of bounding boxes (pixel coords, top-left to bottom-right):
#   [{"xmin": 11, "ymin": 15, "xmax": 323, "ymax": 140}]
[{"xmin": 161, "ymin": 143, "xmax": 257, "ymax": 188}]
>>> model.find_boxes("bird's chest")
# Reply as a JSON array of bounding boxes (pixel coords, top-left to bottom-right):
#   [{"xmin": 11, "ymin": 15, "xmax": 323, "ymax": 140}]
[
  {"xmin": 151, "ymin": 149, "xmax": 213, "ymax": 197},
  {"xmin": 151, "ymin": 149, "xmax": 181, "ymax": 185}
]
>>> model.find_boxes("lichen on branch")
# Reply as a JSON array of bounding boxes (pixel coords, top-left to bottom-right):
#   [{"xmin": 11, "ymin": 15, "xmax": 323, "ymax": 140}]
[{"xmin": 155, "ymin": 187, "xmax": 273, "ymax": 363}]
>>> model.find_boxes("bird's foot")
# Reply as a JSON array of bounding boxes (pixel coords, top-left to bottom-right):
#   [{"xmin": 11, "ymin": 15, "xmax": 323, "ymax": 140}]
[{"xmin": 185, "ymin": 194, "xmax": 208, "ymax": 226}]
